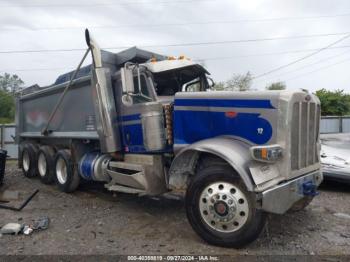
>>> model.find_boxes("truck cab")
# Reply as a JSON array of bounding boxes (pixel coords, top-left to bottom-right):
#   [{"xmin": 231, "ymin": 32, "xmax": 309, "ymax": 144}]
[{"xmin": 16, "ymin": 30, "xmax": 322, "ymax": 248}]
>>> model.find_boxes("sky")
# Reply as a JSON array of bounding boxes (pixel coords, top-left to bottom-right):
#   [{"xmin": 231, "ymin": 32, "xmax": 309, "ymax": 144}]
[{"xmin": 0, "ymin": 0, "xmax": 350, "ymax": 92}]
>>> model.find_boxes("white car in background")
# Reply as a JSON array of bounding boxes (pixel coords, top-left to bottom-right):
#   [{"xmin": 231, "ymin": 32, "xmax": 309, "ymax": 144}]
[{"xmin": 321, "ymin": 133, "xmax": 350, "ymax": 183}]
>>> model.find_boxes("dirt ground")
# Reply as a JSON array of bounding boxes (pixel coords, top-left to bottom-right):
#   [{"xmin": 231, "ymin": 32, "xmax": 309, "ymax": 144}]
[{"xmin": 0, "ymin": 161, "xmax": 350, "ymax": 256}]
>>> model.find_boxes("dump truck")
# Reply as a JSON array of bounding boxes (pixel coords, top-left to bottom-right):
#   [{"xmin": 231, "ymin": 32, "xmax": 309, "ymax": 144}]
[{"xmin": 16, "ymin": 30, "xmax": 322, "ymax": 247}]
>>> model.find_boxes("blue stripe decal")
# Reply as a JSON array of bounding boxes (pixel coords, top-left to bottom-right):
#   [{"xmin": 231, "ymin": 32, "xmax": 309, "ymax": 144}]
[{"xmin": 175, "ymin": 99, "xmax": 275, "ymax": 109}]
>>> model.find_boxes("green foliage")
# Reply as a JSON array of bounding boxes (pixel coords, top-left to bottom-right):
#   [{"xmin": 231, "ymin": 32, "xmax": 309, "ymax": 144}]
[
  {"xmin": 0, "ymin": 89, "xmax": 15, "ymax": 123},
  {"xmin": 315, "ymin": 89, "xmax": 350, "ymax": 116},
  {"xmin": 0, "ymin": 73, "xmax": 24, "ymax": 93},
  {"xmin": 266, "ymin": 81, "xmax": 286, "ymax": 90},
  {"xmin": 226, "ymin": 72, "xmax": 252, "ymax": 91}
]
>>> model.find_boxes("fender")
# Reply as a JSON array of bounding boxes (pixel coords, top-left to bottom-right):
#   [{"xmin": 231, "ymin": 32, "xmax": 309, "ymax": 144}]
[{"xmin": 168, "ymin": 136, "xmax": 255, "ymax": 192}]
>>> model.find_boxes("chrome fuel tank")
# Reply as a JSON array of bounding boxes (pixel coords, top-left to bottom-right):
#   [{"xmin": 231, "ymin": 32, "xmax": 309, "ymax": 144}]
[{"xmin": 141, "ymin": 105, "xmax": 166, "ymax": 151}]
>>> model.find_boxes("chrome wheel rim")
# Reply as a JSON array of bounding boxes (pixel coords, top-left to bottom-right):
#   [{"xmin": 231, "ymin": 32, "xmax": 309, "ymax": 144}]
[
  {"xmin": 22, "ymin": 151, "xmax": 30, "ymax": 172},
  {"xmin": 56, "ymin": 157, "xmax": 67, "ymax": 184},
  {"xmin": 199, "ymin": 181, "xmax": 249, "ymax": 233},
  {"xmin": 38, "ymin": 153, "xmax": 47, "ymax": 177}
]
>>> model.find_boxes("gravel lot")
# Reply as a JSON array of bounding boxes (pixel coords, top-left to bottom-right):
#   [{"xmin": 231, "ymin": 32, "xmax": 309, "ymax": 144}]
[{"xmin": 0, "ymin": 161, "xmax": 350, "ymax": 256}]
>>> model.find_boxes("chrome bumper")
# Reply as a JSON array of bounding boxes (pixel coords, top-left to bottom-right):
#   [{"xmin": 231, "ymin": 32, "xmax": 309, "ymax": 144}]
[{"xmin": 261, "ymin": 170, "xmax": 323, "ymax": 214}]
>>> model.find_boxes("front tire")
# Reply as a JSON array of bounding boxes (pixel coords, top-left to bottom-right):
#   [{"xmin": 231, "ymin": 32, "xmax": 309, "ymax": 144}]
[
  {"xmin": 186, "ymin": 165, "xmax": 266, "ymax": 248},
  {"xmin": 54, "ymin": 150, "xmax": 80, "ymax": 193}
]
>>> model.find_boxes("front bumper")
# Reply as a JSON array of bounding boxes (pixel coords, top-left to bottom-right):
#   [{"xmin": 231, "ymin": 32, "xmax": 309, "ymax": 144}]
[{"xmin": 260, "ymin": 170, "xmax": 323, "ymax": 214}]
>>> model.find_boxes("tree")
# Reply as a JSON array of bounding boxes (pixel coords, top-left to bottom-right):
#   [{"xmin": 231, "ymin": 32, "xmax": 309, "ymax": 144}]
[
  {"xmin": 0, "ymin": 73, "xmax": 24, "ymax": 94},
  {"xmin": 266, "ymin": 81, "xmax": 286, "ymax": 90},
  {"xmin": 315, "ymin": 89, "xmax": 350, "ymax": 116},
  {"xmin": 213, "ymin": 81, "xmax": 225, "ymax": 91},
  {"xmin": 226, "ymin": 72, "xmax": 252, "ymax": 91},
  {"xmin": 0, "ymin": 89, "xmax": 15, "ymax": 123}
]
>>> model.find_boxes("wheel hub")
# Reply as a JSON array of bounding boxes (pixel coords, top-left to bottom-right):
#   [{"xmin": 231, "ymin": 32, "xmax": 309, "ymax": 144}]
[
  {"xmin": 199, "ymin": 182, "xmax": 249, "ymax": 233},
  {"xmin": 56, "ymin": 158, "xmax": 67, "ymax": 184},
  {"xmin": 38, "ymin": 153, "xmax": 47, "ymax": 177},
  {"xmin": 214, "ymin": 201, "xmax": 228, "ymax": 216},
  {"xmin": 22, "ymin": 151, "xmax": 30, "ymax": 172}
]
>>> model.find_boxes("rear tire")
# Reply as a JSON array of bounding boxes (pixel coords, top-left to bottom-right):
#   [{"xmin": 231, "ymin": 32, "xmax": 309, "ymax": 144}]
[
  {"xmin": 37, "ymin": 146, "xmax": 56, "ymax": 184},
  {"xmin": 21, "ymin": 143, "xmax": 38, "ymax": 178},
  {"xmin": 186, "ymin": 165, "xmax": 266, "ymax": 248},
  {"xmin": 54, "ymin": 150, "xmax": 80, "ymax": 193}
]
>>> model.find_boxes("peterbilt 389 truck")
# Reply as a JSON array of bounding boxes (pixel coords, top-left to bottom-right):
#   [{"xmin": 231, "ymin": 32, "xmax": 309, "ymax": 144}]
[{"xmin": 16, "ymin": 30, "xmax": 322, "ymax": 247}]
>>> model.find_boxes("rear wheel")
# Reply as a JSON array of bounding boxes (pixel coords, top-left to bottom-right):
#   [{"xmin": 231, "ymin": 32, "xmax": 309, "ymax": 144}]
[
  {"xmin": 37, "ymin": 146, "xmax": 56, "ymax": 184},
  {"xmin": 54, "ymin": 150, "xmax": 80, "ymax": 193},
  {"xmin": 186, "ymin": 165, "xmax": 266, "ymax": 248},
  {"xmin": 21, "ymin": 143, "xmax": 38, "ymax": 178}
]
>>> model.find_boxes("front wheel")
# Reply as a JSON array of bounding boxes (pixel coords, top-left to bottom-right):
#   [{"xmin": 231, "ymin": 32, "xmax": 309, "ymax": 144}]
[{"xmin": 185, "ymin": 165, "xmax": 266, "ymax": 248}]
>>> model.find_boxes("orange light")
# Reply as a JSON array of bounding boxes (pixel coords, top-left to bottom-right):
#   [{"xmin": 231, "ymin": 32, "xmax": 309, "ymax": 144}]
[
  {"xmin": 261, "ymin": 148, "xmax": 268, "ymax": 159},
  {"xmin": 150, "ymin": 57, "xmax": 157, "ymax": 63}
]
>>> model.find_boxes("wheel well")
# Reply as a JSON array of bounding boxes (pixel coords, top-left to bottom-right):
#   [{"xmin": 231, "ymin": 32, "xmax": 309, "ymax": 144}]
[
  {"xmin": 196, "ymin": 153, "xmax": 237, "ymax": 172},
  {"xmin": 168, "ymin": 151, "xmax": 240, "ymax": 193}
]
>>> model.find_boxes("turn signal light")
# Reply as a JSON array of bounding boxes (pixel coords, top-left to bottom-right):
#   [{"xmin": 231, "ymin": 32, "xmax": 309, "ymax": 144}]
[{"xmin": 250, "ymin": 145, "xmax": 283, "ymax": 163}]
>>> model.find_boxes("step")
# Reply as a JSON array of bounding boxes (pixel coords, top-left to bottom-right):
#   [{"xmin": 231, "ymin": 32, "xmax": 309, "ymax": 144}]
[
  {"xmin": 106, "ymin": 161, "xmax": 148, "ymax": 191},
  {"xmin": 105, "ymin": 184, "xmax": 146, "ymax": 195}
]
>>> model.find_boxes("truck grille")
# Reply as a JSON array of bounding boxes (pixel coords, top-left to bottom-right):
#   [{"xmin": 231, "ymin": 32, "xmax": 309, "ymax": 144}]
[{"xmin": 291, "ymin": 101, "xmax": 320, "ymax": 170}]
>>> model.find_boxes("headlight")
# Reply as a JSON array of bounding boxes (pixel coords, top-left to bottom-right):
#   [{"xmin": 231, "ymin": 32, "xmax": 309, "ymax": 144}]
[{"xmin": 250, "ymin": 145, "xmax": 283, "ymax": 163}]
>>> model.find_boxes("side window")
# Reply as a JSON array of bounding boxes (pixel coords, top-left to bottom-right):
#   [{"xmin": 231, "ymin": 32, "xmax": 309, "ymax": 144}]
[
  {"xmin": 183, "ymin": 78, "xmax": 201, "ymax": 92},
  {"xmin": 133, "ymin": 75, "xmax": 150, "ymax": 97},
  {"xmin": 123, "ymin": 73, "xmax": 153, "ymax": 105}
]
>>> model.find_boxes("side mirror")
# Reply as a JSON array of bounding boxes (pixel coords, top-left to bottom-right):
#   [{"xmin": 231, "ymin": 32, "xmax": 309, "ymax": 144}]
[
  {"xmin": 207, "ymin": 77, "xmax": 215, "ymax": 88},
  {"xmin": 121, "ymin": 67, "xmax": 135, "ymax": 94}
]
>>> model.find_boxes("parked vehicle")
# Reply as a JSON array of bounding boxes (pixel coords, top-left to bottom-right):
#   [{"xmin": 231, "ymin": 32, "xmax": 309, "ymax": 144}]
[
  {"xmin": 16, "ymin": 29, "xmax": 323, "ymax": 247},
  {"xmin": 321, "ymin": 133, "xmax": 350, "ymax": 183}
]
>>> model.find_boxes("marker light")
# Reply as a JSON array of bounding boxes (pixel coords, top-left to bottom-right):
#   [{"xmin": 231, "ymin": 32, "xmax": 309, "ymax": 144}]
[{"xmin": 250, "ymin": 145, "xmax": 283, "ymax": 163}]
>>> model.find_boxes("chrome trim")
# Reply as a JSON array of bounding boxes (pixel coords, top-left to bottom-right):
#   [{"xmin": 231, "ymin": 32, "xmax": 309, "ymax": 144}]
[
  {"xmin": 20, "ymin": 131, "xmax": 99, "ymax": 139},
  {"xmin": 199, "ymin": 181, "xmax": 249, "ymax": 233},
  {"xmin": 92, "ymin": 68, "xmax": 122, "ymax": 153},
  {"xmin": 261, "ymin": 170, "xmax": 323, "ymax": 214},
  {"xmin": 169, "ymin": 137, "xmax": 255, "ymax": 191}
]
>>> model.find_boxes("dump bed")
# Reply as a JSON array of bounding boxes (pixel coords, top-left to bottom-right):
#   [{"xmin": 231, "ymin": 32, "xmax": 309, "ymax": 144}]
[
  {"xmin": 17, "ymin": 76, "xmax": 98, "ymax": 140},
  {"xmin": 16, "ymin": 47, "xmax": 165, "ymax": 141}
]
